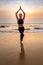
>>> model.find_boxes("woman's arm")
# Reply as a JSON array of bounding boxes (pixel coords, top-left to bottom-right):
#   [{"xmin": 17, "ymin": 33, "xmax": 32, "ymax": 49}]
[
  {"xmin": 20, "ymin": 7, "xmax": 25, "ymax": 20},
  {"xmin": 15, "ymin": 9, "xmax": 20, "ymax": 20}
]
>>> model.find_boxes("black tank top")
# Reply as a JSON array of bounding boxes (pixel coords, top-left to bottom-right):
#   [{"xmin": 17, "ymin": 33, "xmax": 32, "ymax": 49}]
[{"xmin": 18, "ymin": 19, "xmax": 24, "ymax": 24}]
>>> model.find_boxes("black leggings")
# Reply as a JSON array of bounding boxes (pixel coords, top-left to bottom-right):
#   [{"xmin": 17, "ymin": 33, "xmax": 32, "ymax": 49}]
[{"xmin": 18, "ymin": 27, "xmax": 24, "ymax": 42}]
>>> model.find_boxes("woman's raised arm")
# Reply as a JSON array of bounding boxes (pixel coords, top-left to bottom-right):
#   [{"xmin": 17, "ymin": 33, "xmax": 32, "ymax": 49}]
[
  {"xmin": 20, "ymin": 7, "xmax": 25, "ymax": 20},
  {"xmin": 15, "ymin": 8, "xmax": 20, "ymax": 20}
]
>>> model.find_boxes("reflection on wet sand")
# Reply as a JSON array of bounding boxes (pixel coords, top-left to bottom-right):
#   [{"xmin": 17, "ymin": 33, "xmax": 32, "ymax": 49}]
[
  {"xmin": 18, "ymin": 43, "xmax": 26, "ymax": 65},
  {"xmin": 20, "ymin": 43, "xmax": 25, "ymax": 60}
]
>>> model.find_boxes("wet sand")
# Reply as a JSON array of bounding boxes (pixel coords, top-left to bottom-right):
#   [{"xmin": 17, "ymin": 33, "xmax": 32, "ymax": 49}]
[{"xmin": 0, "ymin": 32, "xmax": 43, "ymax": 65}]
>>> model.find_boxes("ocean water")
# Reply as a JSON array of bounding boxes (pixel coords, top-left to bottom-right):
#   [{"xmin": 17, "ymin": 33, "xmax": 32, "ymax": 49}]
[{"xmin": 0, "ymin": 23, "xmax": 43, "ymax": 33}]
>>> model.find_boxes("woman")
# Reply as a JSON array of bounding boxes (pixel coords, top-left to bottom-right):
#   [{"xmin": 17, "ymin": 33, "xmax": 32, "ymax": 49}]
[{"xmin": 15, "ymin": 6, "xmax": 25, "ymax": 43}]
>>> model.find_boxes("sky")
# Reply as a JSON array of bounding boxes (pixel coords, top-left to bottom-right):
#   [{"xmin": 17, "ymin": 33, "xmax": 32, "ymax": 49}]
[{"xmin": 0, "ymin": 0, "xmax": 43, "ymax": 23}]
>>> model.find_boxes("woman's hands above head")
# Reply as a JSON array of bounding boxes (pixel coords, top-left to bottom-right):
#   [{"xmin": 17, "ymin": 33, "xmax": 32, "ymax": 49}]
[
  {"xmin": 15, "ymin": 6, "xmax": 25, "ymax": 20},
  {"xmin": 19, "ymin": 6, "xmax": 25, "ymax": 19},
  {"xmin": 19, "ymin": 6, "xmax": 21, "ymax": 11},
  {"xmin": 20, "ymin": 6, "xmax": 23, "ymax": 11},
  {"xmin": 16, "ymin": 6, "xmax": 25, "ymax": 14}
]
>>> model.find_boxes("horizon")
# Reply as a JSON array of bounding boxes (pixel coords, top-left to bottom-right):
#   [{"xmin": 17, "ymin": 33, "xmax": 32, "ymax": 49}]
[{"xmin": 0, "ymin": 0, "xmax": 43, "ymax": 23}]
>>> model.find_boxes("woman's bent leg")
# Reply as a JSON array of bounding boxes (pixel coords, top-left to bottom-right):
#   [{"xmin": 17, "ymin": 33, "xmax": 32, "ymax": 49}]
[
  {"xmin": 20, "ymin": 33, "xmax": 24, "ymax": 43},
  {"xmin": 18, "ymin": 27, "xmax": 24, "ymax": 43}
]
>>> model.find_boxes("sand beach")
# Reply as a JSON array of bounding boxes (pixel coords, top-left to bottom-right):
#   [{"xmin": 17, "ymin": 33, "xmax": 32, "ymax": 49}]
[{"xmin": 0, "ymin": 32, "xmax": 43, "ymax": 65}]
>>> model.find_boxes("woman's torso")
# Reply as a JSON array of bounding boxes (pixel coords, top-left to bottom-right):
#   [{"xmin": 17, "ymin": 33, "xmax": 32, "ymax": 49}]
[{"xmin": 18, "ymin": 19, "xmax": 24, "ymax": 28}]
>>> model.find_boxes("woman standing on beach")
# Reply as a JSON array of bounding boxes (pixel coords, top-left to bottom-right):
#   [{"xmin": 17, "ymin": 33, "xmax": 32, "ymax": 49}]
[{"xmin": 15, "ymin": 6, "xmax": 25, "ymax": 43}]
